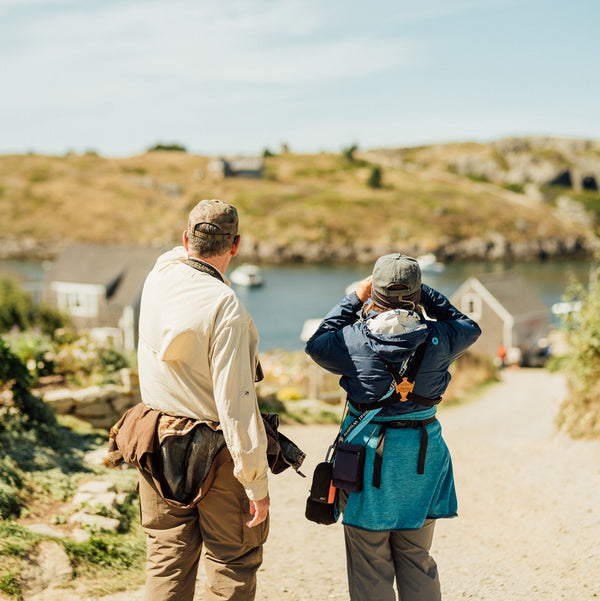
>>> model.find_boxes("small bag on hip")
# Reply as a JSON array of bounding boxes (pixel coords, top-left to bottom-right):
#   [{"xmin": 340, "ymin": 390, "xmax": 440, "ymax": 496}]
[
  {"xmin": 332, "ymin": 441, "xmax": 366, "ymax": 492},
  {"xmin": 305, "ymin": 460, "xmax": 338, "ymax": 525}
]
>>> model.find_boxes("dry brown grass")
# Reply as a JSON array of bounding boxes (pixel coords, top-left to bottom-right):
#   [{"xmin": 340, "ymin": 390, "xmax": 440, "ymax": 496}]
[{"xmin": 0, "ymin": 149, "xmax": 590, "ymax": 258}]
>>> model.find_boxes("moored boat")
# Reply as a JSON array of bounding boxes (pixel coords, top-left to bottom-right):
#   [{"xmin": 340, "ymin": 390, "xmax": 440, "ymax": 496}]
[{"xmin": 230, "ymin": 264, "xmax": 264, "ymax": 287}]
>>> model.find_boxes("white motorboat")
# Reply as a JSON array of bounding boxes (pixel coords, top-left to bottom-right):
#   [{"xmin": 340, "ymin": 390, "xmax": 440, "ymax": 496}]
[
  {"xmin": 417, "ymin": 253, "xmax": 445, "ymax": 274},
  {"xmin": 551, "ymin": 301, "xmax": 581, "ymax": 316},
  {"xmin": 230, "ymin": 264, "xmax": 264, "ymax": 287}
]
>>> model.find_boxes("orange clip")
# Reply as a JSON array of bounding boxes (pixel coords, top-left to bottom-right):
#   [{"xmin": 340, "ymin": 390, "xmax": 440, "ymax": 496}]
[
  {"xmin": 394, "ymin": 378, "xmax": 414, "ymax": 402},
  {"xmin": 327, "ymin": 482, "xmax": 337, "ymax": 503}
]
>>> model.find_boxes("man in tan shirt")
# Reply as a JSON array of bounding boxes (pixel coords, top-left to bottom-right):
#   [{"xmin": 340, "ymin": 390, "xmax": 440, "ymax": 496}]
[{"xmin": 137, "ymin": 199, "xmax": 270, "ymax": 601}]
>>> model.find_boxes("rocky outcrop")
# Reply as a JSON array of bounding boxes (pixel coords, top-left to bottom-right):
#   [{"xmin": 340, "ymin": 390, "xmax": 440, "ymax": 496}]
[
  {"xmin": 21, "ymin": 478, "xmax": 132, "ymax": 600},
  {"xmin": 237, "ymin": 233, "xmax": 597, "ymax": 265},
  {"xmin": 437, "ymin": 233, "xmax": 594, "ymax": 262},
  {"xmin": 452, "ymin": 137, "xmax": 600, "ymax": 191},
  {"xmin": 40, "ymin": 369, "xmax": 140, "ymax": 429}
]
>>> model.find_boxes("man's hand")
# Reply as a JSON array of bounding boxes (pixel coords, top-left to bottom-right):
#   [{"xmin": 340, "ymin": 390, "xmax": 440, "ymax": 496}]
[
  {"xmin": 355, "ymin": 276, "xmax": 373, "ymax": 304},
  {"xmin": 246, "ymin": 494, "xmax": 270, "ymax": 528}
]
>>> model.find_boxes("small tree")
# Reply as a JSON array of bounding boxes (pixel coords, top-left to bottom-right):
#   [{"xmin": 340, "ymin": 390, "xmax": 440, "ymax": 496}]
[
  {"xmin": 342, "ymin": 144, "xmax": 358, "ymax": 162},
  {"xmin": 367, "ymin": 166, "xmax": 383, "ymax": 189}
]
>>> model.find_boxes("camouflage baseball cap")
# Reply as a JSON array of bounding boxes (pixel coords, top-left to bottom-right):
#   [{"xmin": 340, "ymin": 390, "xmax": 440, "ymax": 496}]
[{"xmin": 188, "ymin": 199, "xmax": 238, "ymax": 240}]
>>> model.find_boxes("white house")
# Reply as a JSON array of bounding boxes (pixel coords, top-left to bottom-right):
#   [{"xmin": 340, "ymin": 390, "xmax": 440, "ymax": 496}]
[
  {"xmin": 43, "ymin": 244, "xmax": 163, "ymax": 350},
  {"xmin": 451, "ymin": 271, "xmax": 551, "ymax": 366}
]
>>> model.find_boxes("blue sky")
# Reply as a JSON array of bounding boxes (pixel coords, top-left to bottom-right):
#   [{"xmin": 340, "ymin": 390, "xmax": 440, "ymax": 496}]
[{"xmin": 1, "ymin": 0, "xmax": 598, "ymax": 157}]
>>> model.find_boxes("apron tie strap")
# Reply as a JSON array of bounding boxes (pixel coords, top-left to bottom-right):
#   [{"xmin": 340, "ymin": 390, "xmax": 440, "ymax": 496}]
[{"xmin": 372, "ymin": 417, "xmax": 437, "ymax": 488}]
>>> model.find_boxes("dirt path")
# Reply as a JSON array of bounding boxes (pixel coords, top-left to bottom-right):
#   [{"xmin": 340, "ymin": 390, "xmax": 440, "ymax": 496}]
[{"xmin": 95, "ymin": 369, "xmax": 600, "ymax": 600}]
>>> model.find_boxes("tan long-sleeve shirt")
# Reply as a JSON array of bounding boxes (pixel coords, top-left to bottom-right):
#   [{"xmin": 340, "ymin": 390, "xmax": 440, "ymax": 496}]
[{"xmin": 137, "ymin": 246, "xmax": 268, "ymax": 500}]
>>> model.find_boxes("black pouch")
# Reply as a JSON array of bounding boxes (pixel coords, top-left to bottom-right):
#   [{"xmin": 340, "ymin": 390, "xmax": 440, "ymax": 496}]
[
  {"xmin": 332, "ymin": 442, "xmax": 365, "ymax": 492},
  {"xmin": 305, "ymin": 461, "xmax": 337, "ymax": 525}
]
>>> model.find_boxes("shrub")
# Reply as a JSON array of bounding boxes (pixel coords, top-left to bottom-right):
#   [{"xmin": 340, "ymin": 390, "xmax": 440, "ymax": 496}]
[
  {"xmin": 0, "ymin": 337, "xmax": 59, "ymax": 446},
  {"xmin": 367, "ymin": 166, "xmax": 382, "ymax": 188},
  {"xmin": 52, "ymin": 334, "xmax": 131, "ymax": 386},
  {"xmin": 0, "ymin": 278, "xmax": 33, "ymax": 333},
  {"xmin": 147, "ymin": 142, "xmax": 187, "ymax": 152},
  {"xmin": 2, "ymin": 328, "xmax": 133, "ymax": 387},
  {"xmin": 504, "ymin": 183, "xmax": 525, "ymax": 194},
  {"xmin": 556, "ymin": 272, "xmax": 600, "ymax": 438},
  {"xmin": 1, "ymin": 328, "xmax": 56, "ymax": 382},
  {"xmin": 0, "ymin": 277, "xmax": 67, "ymax": 336}
]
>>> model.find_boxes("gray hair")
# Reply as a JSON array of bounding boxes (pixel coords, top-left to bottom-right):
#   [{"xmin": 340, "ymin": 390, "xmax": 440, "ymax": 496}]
[{"xmin": 188, "ymin": 223, "xmax": 235, "ymax": 257}]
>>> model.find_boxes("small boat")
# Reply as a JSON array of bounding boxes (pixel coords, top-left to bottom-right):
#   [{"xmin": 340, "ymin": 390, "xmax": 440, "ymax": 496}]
[
  {"xmin": 230, "ymin": 264, "xmax": 264, "ymax": 287},
  {"xmin": 417, "ymin": 253, "xmax": 445, "ymax": 274},
  {"xmin": 551, "ymin": 301, "xmax": 581, "ymax": 316}
]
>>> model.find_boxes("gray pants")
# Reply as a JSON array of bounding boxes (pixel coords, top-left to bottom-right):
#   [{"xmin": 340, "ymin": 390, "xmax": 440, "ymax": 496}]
[{"xmin": 343, "ymin": 519, "xmax": 441, "ymax": 601}]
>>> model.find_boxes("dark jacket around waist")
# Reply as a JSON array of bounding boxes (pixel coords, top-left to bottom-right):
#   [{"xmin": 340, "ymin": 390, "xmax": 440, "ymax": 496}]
[
  {"xmin": 106, "ymin": 403, "xmax": 305, "ymax": 509},
  {"xmin": 305, "ymin": 284, "xmax": 482, "ymax": 413}
]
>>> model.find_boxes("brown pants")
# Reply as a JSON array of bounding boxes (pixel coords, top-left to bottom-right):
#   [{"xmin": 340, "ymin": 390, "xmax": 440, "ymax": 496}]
[{"xmin": 138, "ymin": 460, "xmax": 269, "ymax": 601}]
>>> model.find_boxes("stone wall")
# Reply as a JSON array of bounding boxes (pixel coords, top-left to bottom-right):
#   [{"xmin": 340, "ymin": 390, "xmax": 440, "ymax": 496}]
[{"xmin": 40, "ymin": 369, "xmax": 141, "ymax": 429}]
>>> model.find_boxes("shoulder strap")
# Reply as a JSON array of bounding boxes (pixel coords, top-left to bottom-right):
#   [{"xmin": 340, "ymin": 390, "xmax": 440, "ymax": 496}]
[
  {"xmin": 184, "ymin": 258, "xmax": 224, "ymax": 282},
  {"xmin": 383, "ymin": 339, "xmax": 442, "ymax": 406},
  {"xmin": 184, "ymin": 257, "xmax": 264, "ymax": 383}
]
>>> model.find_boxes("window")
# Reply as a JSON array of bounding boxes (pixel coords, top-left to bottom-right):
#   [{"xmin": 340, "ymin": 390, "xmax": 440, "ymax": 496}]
[
  {"xmin": 51, "ymin": 282, "xmax": 102, "ymax": 318},
  {"xmin": 462, "ymin": 293, "xmax": 482, "ymax": 320}
]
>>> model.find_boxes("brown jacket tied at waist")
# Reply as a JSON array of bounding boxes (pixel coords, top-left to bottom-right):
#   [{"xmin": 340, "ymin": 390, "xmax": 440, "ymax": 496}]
[{"xmin": 106, "ymin": 403, "xmax": 305, "ymax": 509}]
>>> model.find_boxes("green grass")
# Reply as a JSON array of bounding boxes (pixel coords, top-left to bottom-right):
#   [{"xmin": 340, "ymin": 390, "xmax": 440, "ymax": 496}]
[{"xmin": 0, "ymin": 570, "xmax": 21, "ymax": 596}]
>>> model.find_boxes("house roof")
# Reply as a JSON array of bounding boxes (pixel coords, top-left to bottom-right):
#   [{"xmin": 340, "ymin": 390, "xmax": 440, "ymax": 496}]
[
  {"xmin": 44, "ymin": 243, "xmax": 163, "ymax": 310},
  {"xmin": 465, "ymin": 271, "xmax": 549, "ymax": 318}
]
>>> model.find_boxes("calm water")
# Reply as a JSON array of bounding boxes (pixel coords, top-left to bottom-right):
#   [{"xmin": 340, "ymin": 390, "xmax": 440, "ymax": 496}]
[
  {"xmin": 232, "ymin": 260, "xmax": 593, "ymax": 351},
  {"xmin": 1, "ymin": 259, "xmax": 593, "ymax": 352}
]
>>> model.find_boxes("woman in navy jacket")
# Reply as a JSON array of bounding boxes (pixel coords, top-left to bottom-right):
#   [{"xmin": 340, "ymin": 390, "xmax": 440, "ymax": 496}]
[{"xmin": 305, "ymin": 254, "xmax": 481, "ymax": 601}]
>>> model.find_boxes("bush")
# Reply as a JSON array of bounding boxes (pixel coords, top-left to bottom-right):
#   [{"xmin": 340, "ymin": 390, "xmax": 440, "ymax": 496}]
[
  {"xmin": 2, "ymin": 328, "xmax": 133, "ymax": 387},
  {"xmin": 367, "ymin": 166, "xmax": 382, "ymax": 188},
  {"xmin": 0, "ymin": 338, "xmax": 59, "ymax": 445},
  {"xmin": 504, "ymin": 183, "xmax": 525, "ymax": 194},
  {"xmin": 0, "ymin": 278, "xmax": 33, "ymax": 333},
  {"xmin": 0, "ymin": 277, "xmax": 67, "ymax": 336},
  {"xmin": 1, "ymin": 328, "xmax": 56, "ymax": 382},
  {"xmin": 556, "ymin": 271, "xmax": 600, "ymax": 438},
  {"xmin": 147, "ymin": 142, "xmax": 187, "ymax": 152},
  {"xmin": 52, "ymin": 333, "xmax": 131, "ymax": 386}
]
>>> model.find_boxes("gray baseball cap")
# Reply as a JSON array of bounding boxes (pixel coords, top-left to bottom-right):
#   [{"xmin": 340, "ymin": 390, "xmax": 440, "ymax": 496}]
[
  {"xmin": 371, "ymin": 253, "xmax": 421, "ymax": 308},
  {"xmin": 188, "ymin": 199, "xmax": 238, "ymax": 239}
]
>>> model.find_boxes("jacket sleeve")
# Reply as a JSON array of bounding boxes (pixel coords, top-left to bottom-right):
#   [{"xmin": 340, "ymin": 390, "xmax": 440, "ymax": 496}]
[
  {"xmin": 304, "ymin": 293, "xmax": 363, "ymax": 376},
  {"xmin": 420, "ymin": 284, "xmax": 482, "ymax": 361},
  {"xmin": 210, "ymin": 301, "xmax": 269, "ymax": 501}
]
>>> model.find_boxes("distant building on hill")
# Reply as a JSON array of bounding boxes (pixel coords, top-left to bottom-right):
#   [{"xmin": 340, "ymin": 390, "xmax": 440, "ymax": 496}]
[
  {"xmin": 207, "ymin": 156, "xmax": 263, "ymax": 179},
  {"xmin": 43, "ymin": 244, "xmax": 163, "ymax": 350},
  {"xmin": 451, "ymin": 271, "xmax": 551, "ymax": 366}
]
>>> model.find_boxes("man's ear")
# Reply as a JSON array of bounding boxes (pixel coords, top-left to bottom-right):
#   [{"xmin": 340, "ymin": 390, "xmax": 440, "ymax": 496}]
[
  {"xmin": 183, "ymin": 230, "xmax": 190, "ymax": 251},
  {"xmin": 231, "ymin": 234, "xmax": 240, "ymax": 256}
]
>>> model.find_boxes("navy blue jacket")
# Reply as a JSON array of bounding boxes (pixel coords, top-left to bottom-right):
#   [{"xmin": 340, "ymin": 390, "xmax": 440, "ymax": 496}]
[{"xmin": 305, "ymin": 285, "xmax": 482, "ymax": 414}]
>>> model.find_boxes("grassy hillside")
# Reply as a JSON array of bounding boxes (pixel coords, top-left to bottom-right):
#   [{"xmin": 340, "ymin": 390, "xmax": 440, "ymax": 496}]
[{"xmin": 0, "ymin": 142, "xmax": 597, "ymax": 262}]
